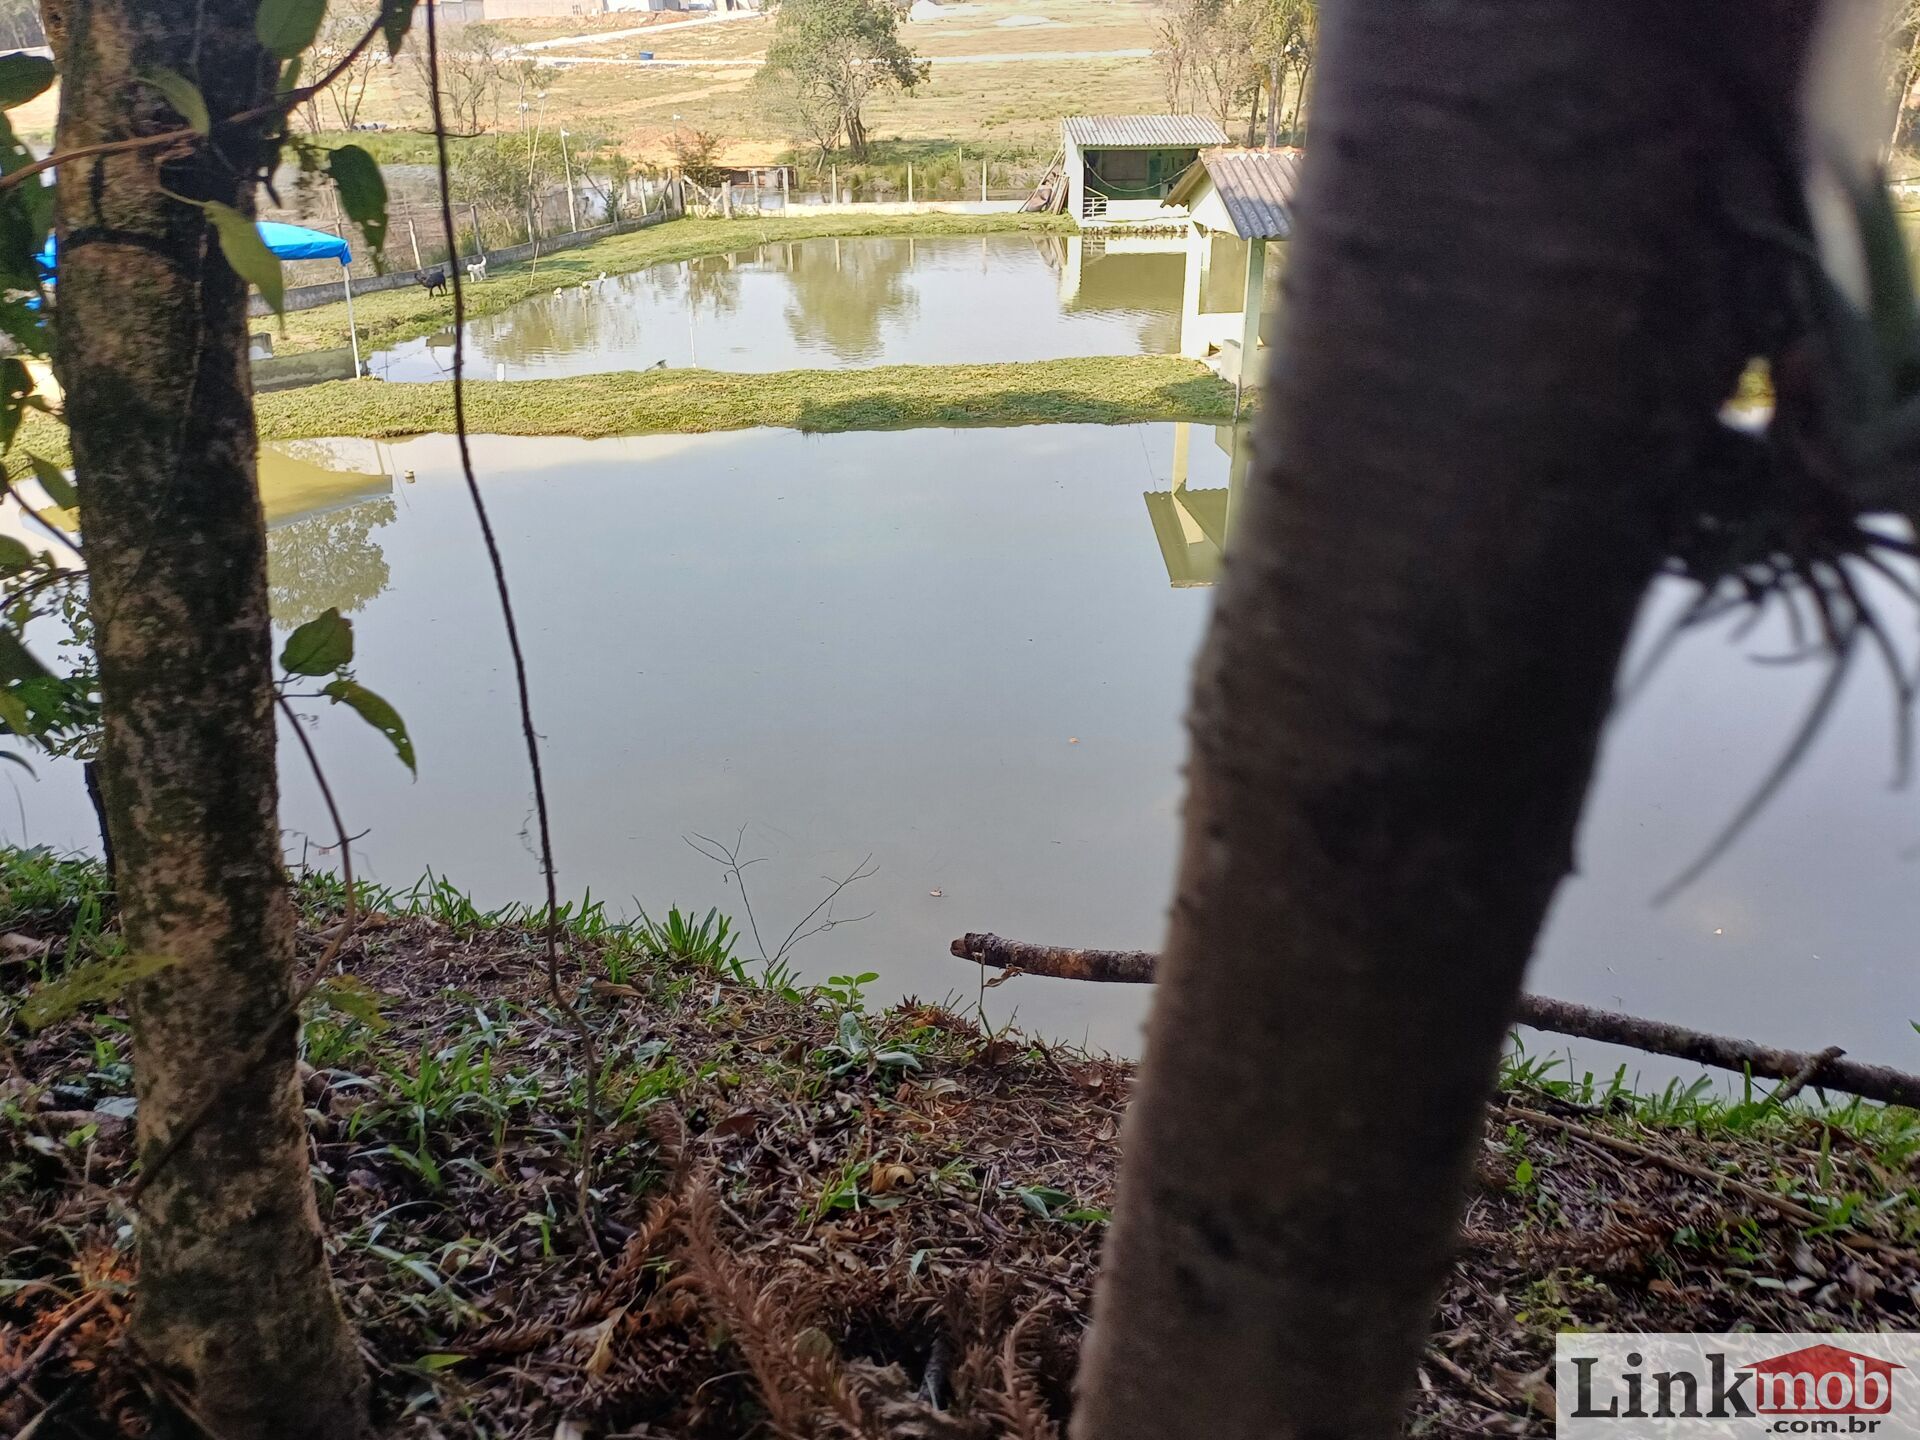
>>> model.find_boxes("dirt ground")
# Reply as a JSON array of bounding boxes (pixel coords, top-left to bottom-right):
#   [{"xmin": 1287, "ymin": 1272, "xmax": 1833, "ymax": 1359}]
[{"xmin": 8, "ymin": 878, "xmax": 1920, "ymax": 1437}]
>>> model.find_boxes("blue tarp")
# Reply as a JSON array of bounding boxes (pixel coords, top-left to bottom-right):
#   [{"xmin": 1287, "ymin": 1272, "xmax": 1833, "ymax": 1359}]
[{"xmin": 36, "ymin": 220, "xmax": 352, "ymax": 278}]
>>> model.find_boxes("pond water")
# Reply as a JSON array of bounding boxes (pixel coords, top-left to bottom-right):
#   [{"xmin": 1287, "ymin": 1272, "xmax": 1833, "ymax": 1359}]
[
  {"xmin": 367, "ymin": 235, "xmax": 1186, "ymax": 382},
  {"xmin": 7, "ymin": 422, "xmax": 1920, "ymax": 1075}
]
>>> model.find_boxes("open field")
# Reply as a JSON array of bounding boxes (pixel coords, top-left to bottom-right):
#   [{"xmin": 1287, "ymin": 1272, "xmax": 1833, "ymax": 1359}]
[
  {"xmin": 279, "ymin": 0, "xmax": 1170, "ymax": 161},
  {"xmin": 547, "ymin": 0, "xmax": 1158, "ymax": 61}
]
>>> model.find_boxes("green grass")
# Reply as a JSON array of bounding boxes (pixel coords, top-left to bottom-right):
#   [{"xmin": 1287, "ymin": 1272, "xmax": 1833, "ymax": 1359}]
[
  {"xmin": 274, "ymin": 210, "xmax": 1074, "ymax": 357},
  {"xmin": 254, "ymin": 356, "xmax": 1236, "ymax": 443}
]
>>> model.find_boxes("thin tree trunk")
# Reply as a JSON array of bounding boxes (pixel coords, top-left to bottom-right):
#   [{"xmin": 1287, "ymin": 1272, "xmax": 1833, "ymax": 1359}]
[
  {"xmin": 47, "ymin": 4, "xmax": 369, "ymax": 1437},
  {"xmin": 1070, "ymin": 5, "xmax": 1815, "ymax": 1438},
  {"xmin": 1265, "ymin": 55, "xmax": 1280, "ymax": 147},
  {"xmin": 1286, "ymin": 55, "xmax": 1310, "ymax": 142}
]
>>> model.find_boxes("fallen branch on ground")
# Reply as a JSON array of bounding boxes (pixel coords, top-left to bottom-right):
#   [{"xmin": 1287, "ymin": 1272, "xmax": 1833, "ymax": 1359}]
[{"xmin": 948, "ymin": 932, "xmax": 1920, "ymax": 1110}]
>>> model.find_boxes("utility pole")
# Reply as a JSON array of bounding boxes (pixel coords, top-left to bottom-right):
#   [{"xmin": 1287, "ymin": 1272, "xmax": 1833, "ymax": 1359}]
[{"xmin": 559, "ymin": 127, "xmax": 579, "ymax": 230}]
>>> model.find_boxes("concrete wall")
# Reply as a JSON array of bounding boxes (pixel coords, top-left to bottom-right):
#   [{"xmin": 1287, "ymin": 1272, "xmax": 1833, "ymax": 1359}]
[
  {"xmin": 247, "ymin": 204, "xmax": 677, "ymax": 318},
  {"xmin": 784, "ymin": 199, "xmax": 1024, "ymax": 217},
  {"xmin": 484, "ymin": 0, "xmax": 605, "ymax": 16}
]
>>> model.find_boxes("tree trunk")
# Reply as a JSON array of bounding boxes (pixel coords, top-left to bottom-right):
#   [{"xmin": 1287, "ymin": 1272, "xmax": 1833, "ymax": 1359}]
[
  {"xmin": 1287, "ymin": 55, "xmax": 1311, "ymax": 142},
  {"xmin": 47, "ymin": 4, "xmax": 369, "ymax": 1437},
  {"xmin": 1265, "ymin": 55, "xmax": 1280, "ymax": 147},
  {"xmin": 1070, "ymin": 5, "xmax": 1815, "ymax": 1439}
]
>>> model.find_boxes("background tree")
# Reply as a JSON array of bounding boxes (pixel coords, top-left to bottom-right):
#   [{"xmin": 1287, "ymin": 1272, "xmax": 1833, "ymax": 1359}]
[
  {"xmin": 758, "ymin": 0, "xmax": 927, "ymax": 160},
  {"xmin": 405, "ymin": 19, "xmax": 507, "ymax": 136},
  {"xmin": 669, "ymin": 127, "xmax": 728, "ymax": 188},
  {"xmin": 0, "ymin": 0, "xmax": 42, "ymax": 49},
  {"xmin": 1884, "ymin": 0, "xmax": 1920, "ymax": 150},
  {"xmin": 302, "ymin": 0, "xmax": 382, "ymax": 132},
  {"xmin": 39, "ymin": 0, "xmax": 378, "ymax": 1435},
  {"xmin": 1072, "ymin": 2, "xmax": 1833, "ymax": 1438},
  {"xmin": 1152, "ymin": 0, "xmax": 1315, "ymax": 143}
]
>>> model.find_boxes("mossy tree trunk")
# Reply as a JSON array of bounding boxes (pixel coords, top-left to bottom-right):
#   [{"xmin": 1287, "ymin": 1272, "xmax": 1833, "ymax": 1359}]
[
  {"xmin": 1071, "ymin": 4, "xmax": 1816, "ymax": 1438},
  {"xmin": 44, "ymin": 3, "xmax": 369, "ymax": 1436}
]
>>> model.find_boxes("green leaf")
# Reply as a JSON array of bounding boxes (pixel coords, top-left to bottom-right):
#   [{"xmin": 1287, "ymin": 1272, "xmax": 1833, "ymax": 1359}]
[
  {"xmin": 411, "ymin": 1353, "xmax": 465, "ymax": 1372},
  {"xmin": 0, "ymin": 627, "xmax": 50, "ymax": 683},
  {"xmin": 26, "ymin": 453, "xmax": 73, "ymax": 510},
  {"xmin": 381, "ymin": 0, "xmax": 415, "ymax": 54},
  {"xmin": 204, "ymin": 201, "xmax": 283, "ymax": 314},
  {"xmin": 278, "ymin": 55, "xmax": 303, "ymax": 98},
  {"xmin": 21, "ymin": 951, "xmax": 180, "ymax": 1030},
  {"xmin": 255, "ymin": 0, "xmax": 328, "ymax": 60},
  {"xmin": 0, "ymin": 54, "xmax": 54, "ymax": 111},
  {"xmin": 0, "ymin": 535, "xmax": 30, "ymax": 572},
  {"xmin": 280, "ymin": 606, "xmax": 352, "ymax": 675},
  {"xmin": 1015, "ymin": 1184, "xmax": 1073, "ymax": 1218},
  {"xmin": 0, "ymin": 356, "xmax": 32, "ymax": 448},
  {"xmin": 323, "ymin": 678, "xmax": 415, "ymax": 775},
  {"xmin": 139, "ymin": 67, "xmax": 210, "ymax": 135},
  {"xmin": 308, "ymin": 973, "xmax": 391, "ymax": 1032},
  {"xmin": 327, "ymin": 145, "xmax": 388, "ymax": 258}
]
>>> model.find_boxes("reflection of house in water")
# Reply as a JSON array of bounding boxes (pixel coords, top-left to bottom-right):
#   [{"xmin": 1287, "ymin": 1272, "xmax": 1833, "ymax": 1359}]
[
  {"xmin": 260, "ymin": 440, "xmax": 399, "ymax": 626},
  {"xmin": 1143, "ymin": 422, "xmax": 1252, "ymax": 588},
  {"xmin": 1, "ymin": 438, "xmax": 397, "ymax": 624},
  {"xmin": 1054, "ymin": 233, "xmax": 1187, "ymax": 354}
]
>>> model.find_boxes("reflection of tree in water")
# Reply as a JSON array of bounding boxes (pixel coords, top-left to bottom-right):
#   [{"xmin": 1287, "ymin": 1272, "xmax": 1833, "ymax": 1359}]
[
  {"xmin": 267, "ymin": 498, "xmax": 397, "ymax": 628},
  {"xmin": 460, "ymin": 255, "xmax": 744, "ymax": 369},
  {"xmin": 780, "ymin": 237, "xmax": 918, "ymax": 364}
]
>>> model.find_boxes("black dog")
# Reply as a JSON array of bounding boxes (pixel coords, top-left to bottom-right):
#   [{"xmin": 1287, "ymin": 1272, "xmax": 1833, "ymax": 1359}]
[{"xmin": 418, "ymin": 267, "xmax": 448, "ymax": 298}]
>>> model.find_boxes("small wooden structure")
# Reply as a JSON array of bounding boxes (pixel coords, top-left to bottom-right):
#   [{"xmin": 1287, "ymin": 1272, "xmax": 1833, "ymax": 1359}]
[
  {"xmin": 1060, "ymin": 115, "xmax": 1228, "ymax": 225},
  {"xmin": 1165, "ymin": 147, "xmax": 1302, "ymax": 385}
]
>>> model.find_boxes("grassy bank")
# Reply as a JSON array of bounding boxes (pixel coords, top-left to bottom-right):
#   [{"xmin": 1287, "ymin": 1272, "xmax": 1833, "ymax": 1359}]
[
  {"xmin": 275, "ymin": 210, "xmax": 1073, "ymax": 358},
  {"xmin": 6, "ymin": 849, "xmax": 1920, "ymax": 1436},
  {"xmin": 8, "ymin": 357, "xmax": 1234, "ymax": 474},
  {"xmin": 254, "ymin": 356, "xmax": 1237, "ymax": 443}
]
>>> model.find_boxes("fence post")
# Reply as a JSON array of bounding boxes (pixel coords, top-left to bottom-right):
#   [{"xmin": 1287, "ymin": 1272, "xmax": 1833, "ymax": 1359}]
[
  {"xmin": 830, "ymin": 164, "xmax": 837, "ymax": 204},
  {"xmin": 406, "ymin": 215, "xmax": 423, "ymax": 272},
  {"xmin": 981, "ymin": 160, "xmax": 987, "ymax": 203},
  {"xmin": 907, "ymin": 161, "xmax": 914, "ymax": 204}
]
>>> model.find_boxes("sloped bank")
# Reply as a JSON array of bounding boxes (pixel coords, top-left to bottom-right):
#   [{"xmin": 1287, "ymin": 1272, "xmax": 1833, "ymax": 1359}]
[{"xmin": 6, "ymin": 854, "xmax": 1920, "ymax": 1436}]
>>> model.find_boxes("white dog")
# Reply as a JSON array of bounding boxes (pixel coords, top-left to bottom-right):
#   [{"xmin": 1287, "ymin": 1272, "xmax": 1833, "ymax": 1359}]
[{"xmin": 465, "ymin": 255, "xmax": 488, "ymax": 283}]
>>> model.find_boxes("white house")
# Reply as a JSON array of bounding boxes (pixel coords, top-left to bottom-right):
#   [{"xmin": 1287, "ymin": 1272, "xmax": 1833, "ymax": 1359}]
[
  {"xmin": 1060, "ymin": 115, "xmax": 1228, "ymax": 226},
  {"xmin": 1165, "ymin": 146, "xmax": 1301, "ymax": 383}
]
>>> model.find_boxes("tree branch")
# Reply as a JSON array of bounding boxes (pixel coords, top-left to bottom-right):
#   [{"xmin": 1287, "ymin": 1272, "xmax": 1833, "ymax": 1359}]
[{"xmin": 949, "ymin": 932, "xmax": 1920, "ymax": 1110}]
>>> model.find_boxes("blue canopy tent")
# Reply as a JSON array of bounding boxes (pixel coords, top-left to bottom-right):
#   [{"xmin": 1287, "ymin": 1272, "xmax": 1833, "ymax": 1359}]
[{"xmin": 37, "ymin": 220, "xmax": 363, "ymax": 373}]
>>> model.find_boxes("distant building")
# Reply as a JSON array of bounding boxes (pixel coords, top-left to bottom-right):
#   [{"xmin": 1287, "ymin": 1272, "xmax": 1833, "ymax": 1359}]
[
  {"xmin": 1165, "ymin": 146, "xmax": 1300, "ymax": 383},
  {"xmin": 482, "ymin": 0, "xmax": 607, "ymax": 15},
  {"xmin": 1059, "ymin": 114, "xmax": 1228, "ymax": 226}
]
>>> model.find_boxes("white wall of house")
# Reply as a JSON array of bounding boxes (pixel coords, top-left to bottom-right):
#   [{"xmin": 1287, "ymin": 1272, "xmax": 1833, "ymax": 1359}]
[{"xmin": 1180, "ymin": 223, "xmax": 1240, "ymax": 359}]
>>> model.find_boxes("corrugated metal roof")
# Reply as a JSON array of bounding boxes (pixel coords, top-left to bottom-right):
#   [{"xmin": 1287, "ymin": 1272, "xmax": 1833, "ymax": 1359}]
[
  {"xmin": 1171, "ymin": 148, "xmax": 1301, "ymax": 238},
  {"xmin": 1063, "ymin": 114, "xmax": 1230, "ymax": 148}
]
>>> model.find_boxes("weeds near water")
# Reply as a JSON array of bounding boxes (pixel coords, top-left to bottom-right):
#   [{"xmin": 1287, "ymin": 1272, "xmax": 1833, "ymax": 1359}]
[{"xmin": 683, "ymin": 827, "xmax": 877, "ymax": 990}]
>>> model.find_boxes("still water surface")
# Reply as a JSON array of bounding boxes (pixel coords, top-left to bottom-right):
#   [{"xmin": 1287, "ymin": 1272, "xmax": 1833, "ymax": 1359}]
[
  {"xmin": 7, "ymin": 421, "xmax": 1919, "ymax": 1071},
  {"xmin": 368, "ymin": 235, "xmax": 1186, "ymax": 381}
]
